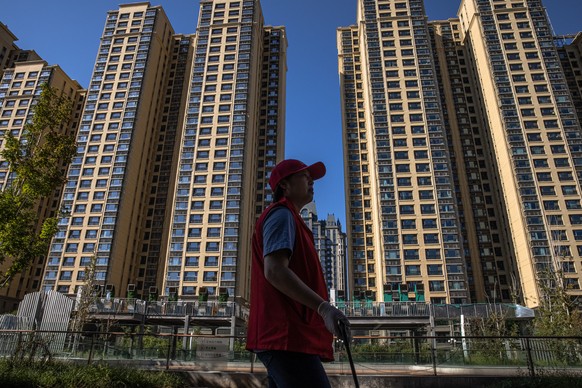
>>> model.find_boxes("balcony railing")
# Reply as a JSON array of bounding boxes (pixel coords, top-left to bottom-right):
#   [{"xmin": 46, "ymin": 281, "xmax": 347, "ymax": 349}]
[{"xmin": 87, "ymin": 298, "xmax": 246, "ymax": 320}]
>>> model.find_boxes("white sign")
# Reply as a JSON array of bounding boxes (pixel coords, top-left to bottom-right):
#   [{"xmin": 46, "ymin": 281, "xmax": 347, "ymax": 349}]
[{"xmin": 196, "ymin": 337, "xmax": 230, "ymax": 361}]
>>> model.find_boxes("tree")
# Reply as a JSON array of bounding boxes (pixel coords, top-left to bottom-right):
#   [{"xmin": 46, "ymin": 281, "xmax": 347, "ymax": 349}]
[
  {"xmin": 0, "ymin": 83, "xmax": 76, "ymax": 285},
  {"xmin": 465, "ymin": 304, "xmax": 520, "ymax": 364},
  {"xmin": 71, "ymin": 255, "xmax": 98, "ymax": 334},
  {"xmin": 532, "ymin": 265, "xmax": 582, "ymax": 365}
]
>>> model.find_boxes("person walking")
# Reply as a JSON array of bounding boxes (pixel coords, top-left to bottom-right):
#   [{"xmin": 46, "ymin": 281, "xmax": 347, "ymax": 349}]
[{"xmin": 246, "ymin": 159, "xmax": 351, "ymax": 387}]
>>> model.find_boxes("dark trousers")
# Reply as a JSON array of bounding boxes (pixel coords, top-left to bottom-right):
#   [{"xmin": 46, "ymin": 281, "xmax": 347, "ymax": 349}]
[{"xmin": 256, "ymin": 350, "xmax": 332, "ymax": 388}]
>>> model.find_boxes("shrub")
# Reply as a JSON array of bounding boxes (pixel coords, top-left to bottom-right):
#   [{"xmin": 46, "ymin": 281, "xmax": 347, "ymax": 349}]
[{"xmin": 0, "ymin": 359, "xmax": 185, "ymax": 388}]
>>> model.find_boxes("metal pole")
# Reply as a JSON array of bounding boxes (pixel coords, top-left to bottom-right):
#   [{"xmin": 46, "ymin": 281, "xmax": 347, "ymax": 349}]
[
  {"xmin": 431, "ymin": 345, "xmax": 437, "ymax": 376},
  {"xmin": 88, "ymin": 335, "xmax": 94, "ymax": 365},
  {"xmin": 429, "ymin": 304, "xmax": 437, "ymax": 376},
  {"xmin": 460, "ymin": 314, "xmax": 469, "ymax": 361},
  {"xmin": 183, "ymin": 315, "xmax": 190, "ymax": 352},
  {"xmin": 340, "ymin": 321, "xmax": 359, "ymax": 388},
  {"xmin": 171, "ymin": 326, "xmax": 178, "ymax": 360},
  {"xmin": 229, "ymin": 301, "xmax": 236, "ymax": 353},
  {"xmin": 413, "ymin": 332, "xmax": 420, "ymax": 365},
  {"xmin": 166, "ymin": 333, "xmax": 173, "ymax": 370},
  {"xmin": 525, "ymin": 337, "xmax": 535, "ymax": 378}
]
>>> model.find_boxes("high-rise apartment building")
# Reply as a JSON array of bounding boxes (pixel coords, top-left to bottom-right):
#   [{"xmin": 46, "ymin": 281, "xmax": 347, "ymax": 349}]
[
  {"xmin": 0, "ymin": 59, "xmax": 84, "ymax": 311},
  {"xmin": 338, "ymin": 0, "xmax": 469, "ymax": 304},
  {"xmin": 300, "ymin": 203, "xmax": 347, "ymax": 294},
  {"xmin": 0, "ymin": 23, "xmax": 18, "ymax": 74},
  {"xmin": 42, "ymin": 3, "xmax": 181, "ymax": 297},
  {"xmin": 42, "ymin": 0, "xmax": 286, "ymax": 303},
  {"xmin": 339, "ymin": 0, "xmax": 582, "ymax": 308},
  {"xmin": 0, "ymin": 23, "xmax": 42, "ymax": 78},
  {"xmin": 456, "ymin": 0, "xmax": 582, "ymax": 307},
  {"xmin": 132, "ymin": 32, "xmax": 195, "ymax": 298},
  {"xmin": 161, "ymin": 0, "xmax": 287, "ymax": 302},
  {"xmin": 559, "ymin": 33, "xmax": 582, "ymax": 126},
  {"xmin": 429, "ymin": 19, "xmax": 517, "ymax": 303}
]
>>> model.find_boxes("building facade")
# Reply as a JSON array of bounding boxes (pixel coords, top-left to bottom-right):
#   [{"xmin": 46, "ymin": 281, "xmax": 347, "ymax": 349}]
[
  {"xmin": 559, "ymin": 33, "xmax": 582, "ymax": 128},
  {"xmin": 338, "ymin": 0, "xmax": 469, "ymax": 304},
  {"xmin": 0, "ymin": 58, "xmax": 84, "ymax": 311},
  {"xmin": 339, "ymin": 0, "xmax": 582, "ymax": 308},
  {"xmin": 161, "ymin": 0, "xmax": 287, "ymax": 302},
  {"xmin": 42, "ymin": 3, "xmax": 180, "ymax": 299},
  {"xmin": 457, "ymin": 0, "xmax": 582, "ymax": 307},
  {"xmin": 429, "ymin": 18, "xmax": 517, "ymax": 303},
  {"xmin": 42, "ymin": 0, "xmax": 286, "ymax": 303},
  {"xmin": 300, "ymin": 202, "xmax": 347, "ymax": 294}
]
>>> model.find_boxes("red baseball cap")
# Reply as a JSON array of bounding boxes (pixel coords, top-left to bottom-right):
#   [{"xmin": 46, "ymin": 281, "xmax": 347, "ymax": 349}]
[{"xmin": 269, "ymin": 159, "xmax": 326, "ymax": 191}]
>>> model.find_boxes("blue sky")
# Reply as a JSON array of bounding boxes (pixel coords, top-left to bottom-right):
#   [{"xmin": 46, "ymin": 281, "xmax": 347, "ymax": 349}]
[{"xmin": 3, "ymin": 0, "xmax": 582, "ymax": 226}]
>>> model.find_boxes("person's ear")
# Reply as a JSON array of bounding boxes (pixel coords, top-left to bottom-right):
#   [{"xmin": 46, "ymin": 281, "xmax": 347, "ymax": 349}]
[{"xmin": 280, "ymin": 179, "xmax": 288, "ymax": 191}]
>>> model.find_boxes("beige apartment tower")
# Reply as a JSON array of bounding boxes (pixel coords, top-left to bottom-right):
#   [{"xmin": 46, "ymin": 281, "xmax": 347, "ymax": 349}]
[
  {"xmin": 339, "ymin": 0, "xmax": 582, "ymax": 308},
  {"xmin": 338, "ymin": 0, "xmax": 470, "ymax": 304},
  {"xmin": 161, "ymin": 0, "xmax": 287, "ymax": 302},
  {"xmin": 42, "ymin": 3, "xmax": 180, "ymax": 297},
  {"xmin": 456, "ymin": 0, "xmax": 582, "ymax": 307},
  {"xmin": 0, "ymin": 23, "xmax": 19, "ymax": 75},
  {"xmin": 42, "ymin": 0, "xmax": 286, "ymax": 303},
  {"xmin": 0, "ymin": 59, "xmax": 84, "ymax": 311},
  {"xmin": 429, "ymin": 19, "xmax": 517, "ymax": 303}
]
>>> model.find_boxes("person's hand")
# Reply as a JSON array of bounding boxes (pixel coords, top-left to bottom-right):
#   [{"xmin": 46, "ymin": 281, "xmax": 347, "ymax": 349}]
[{"xmin": 317, "ymin": 301, "xmax": 351, "ymax": 341}]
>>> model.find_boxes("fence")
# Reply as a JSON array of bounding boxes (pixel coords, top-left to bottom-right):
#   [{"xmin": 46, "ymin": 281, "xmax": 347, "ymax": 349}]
[
  {"xmin": 0, "ymin": 329, "xmax": 580, "ymax": 377},
  {"xmin": 89, "ymin": 298, "xmax": 247, "ymax": 320},
  {"xmin": 336, "ymin": 301, "xmax": 431, "ymax": 317}
]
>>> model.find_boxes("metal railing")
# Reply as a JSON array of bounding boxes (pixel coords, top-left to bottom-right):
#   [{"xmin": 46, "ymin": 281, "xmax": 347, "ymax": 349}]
[
  {"xmin": 88, "ymin": 299, "xmax": 247, "ymax": 320},
  {"xmin": 0, "ymin": 330, "xmax": 580, "ymax": 378},
  {"xmin": 87, "ymin": 300, "xmax": 532, "ymax": 321},
  {"xmin": 336, "ymin": 302, "xmax": 431, "ymax": 318}
]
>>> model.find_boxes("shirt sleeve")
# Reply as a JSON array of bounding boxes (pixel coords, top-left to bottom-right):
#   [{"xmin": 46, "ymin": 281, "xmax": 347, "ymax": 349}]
[{"xmin": 262, "ymin": 206, "xmax": 296, "ymax": 258}]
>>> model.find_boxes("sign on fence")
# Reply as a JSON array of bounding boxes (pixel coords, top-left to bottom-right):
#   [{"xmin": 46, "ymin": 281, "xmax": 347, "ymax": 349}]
[{"xmin": 195, "ymin": 337, "xmax": 230, "ymax": 361}]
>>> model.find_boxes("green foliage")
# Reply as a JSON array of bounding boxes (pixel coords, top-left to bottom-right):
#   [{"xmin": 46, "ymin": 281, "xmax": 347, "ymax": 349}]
[
  {"xmin": 233, "ymin": 338, "xmax": 246, "ymax": 352},
  {"xmin": 533, "ymin": 270, "xmax": 582, "ymax": 337},
  {"xmin": 142, "ymin": 334, "xmax": 170, "ymax": 358},
  {"xmin": 0, "ymin": 359, "xmax": 185, "ymax": 388},
  {"xmin": 466, "ymin": 306, "xmax": 520, "ymax": 364},
  {"xmin": 0, "ymin": 83, "xmax": 76, "ymax": 283},
  {"xmin": 347, "ymin": 340, "xmax": 432, "ymax": 363},
  {"xmin": 72, "ymin": 255, "xmax": 98, "ymax": 333},
  {"xmin": 533, "ymin": 268, "xmax": 582, "ymax": 365}
]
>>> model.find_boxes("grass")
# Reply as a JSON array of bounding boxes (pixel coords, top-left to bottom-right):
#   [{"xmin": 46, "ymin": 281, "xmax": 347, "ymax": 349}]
[{"xmin": 0, "ymin": 359, "xmax": 186, "ymax": 388}]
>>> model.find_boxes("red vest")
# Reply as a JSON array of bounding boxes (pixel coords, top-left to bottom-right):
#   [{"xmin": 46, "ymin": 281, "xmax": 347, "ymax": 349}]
[{"xmin": 246, "ymin": 197, "xmax": 334, "ymax": 361}]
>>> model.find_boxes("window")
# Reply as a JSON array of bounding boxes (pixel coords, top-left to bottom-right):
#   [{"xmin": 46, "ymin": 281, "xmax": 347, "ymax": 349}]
[
  {"xmin": 540, "ymin": 186, "xmax": 555, "ymax": 195},
  {"xmin": 417, "ymin": 177, "xmax": 432, "ymax": 186},
  {"xmin": 422, "ymin": 219, "xmax": 437, "ymax": 229},
  {"xmin": 403, "ymin": 234, "xmax": 418, "ymax": 245},
  {"xmin": 401, "ymin": 219, "xmax": 416, "ymax": 229},
  {"xmin": 203, "ymin": 271, "xmax": 217, "ymax": 282},
  {"xmin": 421, "ymin": 204, "xmax": 435, "ymax": 214},
  {"xmin": 405, "ymin": 265, "xmax": 421, "ymax": 276},
  {"xmin": 210, "ymin": 187, "xmax": 223, "ymax": 196},
  {"xmin": 400, "ymin": 205, "xmax": 414, "ymax": 215},
  {"xmin": 209, "ymin": 214, "xmax": 222, "ymax": 223},
  {"xmin": 404, "ymin": 250, "xmax": 419, "ymax": 260},
  {"xmin": 419, "ymin": 190, "xmax": 433, "ymax": 200}
]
